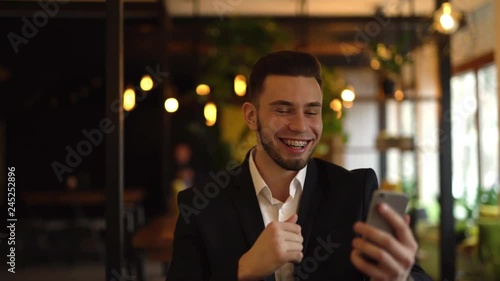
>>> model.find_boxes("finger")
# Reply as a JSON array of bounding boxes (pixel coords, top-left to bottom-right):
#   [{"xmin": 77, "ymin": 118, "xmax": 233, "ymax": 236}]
[
  {"xmin": 281, "ymin": 221, "xmax": 302, "ymax": 235},
  {"xmin": 354, "ymin": 222, "xmax": 415, "ymax": 270},
  {"xmin": 405, "ymin": 214, "xmax": 411, "ymax": 225},
  {"xmin": 281, "ymin": 231, "xmax": 304, "ymax": 244},
  {"xmin": 378, "ymin": 203, "xmax": 417, "ymax": 250},
  {"xmin": 352, "ymin": 238, "xmax": 401, "ymax": 276},
  {"xmin": 284, "ymin": 241, "xmax": 304, "ymax": 252},
  {"xmin": 350, "ymin": 249, "xmax": 387, "ymax": 280},
  {"xmin": 285, "ymin": 214, "xmax": 298, "ymax": 224},
  {"xmin": 289, "ymin": 250, "xmax": 303, "ymax": 263}
]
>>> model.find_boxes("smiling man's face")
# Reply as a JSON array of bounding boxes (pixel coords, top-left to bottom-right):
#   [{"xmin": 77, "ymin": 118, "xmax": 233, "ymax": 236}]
[{"xmin": 253, "ymin": 75, "xmax": 323, "ymax": 171}]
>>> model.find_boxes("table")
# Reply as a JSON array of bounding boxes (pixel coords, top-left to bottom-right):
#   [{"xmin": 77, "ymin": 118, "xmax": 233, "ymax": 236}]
[
  {"xmin": 21, "ymin": 187, "xmax": 146, "ymax": 271},
  {"xmin": 22, "ymin": 187, "xmax": 146, "ymax": 209},
  {"xmin": 132, "ymin": 214, "xmax": 177, "ymax": 280}
]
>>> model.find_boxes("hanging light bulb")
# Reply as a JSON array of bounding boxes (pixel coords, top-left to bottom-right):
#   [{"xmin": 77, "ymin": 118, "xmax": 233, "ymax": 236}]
[
  {"xmin": 234, "ymin": 74, "xmax": 247, "ymax": 96},
  {"xmin": 204, "ymin": 102, "xmax": 217, "ymax": 126},
  {"xmin": 330, "ymin": 99, "xmax": 342, "ymax": 112},
  {"xmin": 433, "ymin": 2, "xmax": 462, "ymax": 34},
  {"xmin": 140, "ymin": 74, "xmax": 154, "ymax": 91},
  {"xmin": 164, "ymin": 98, "xmax": 179, "ymax": 113},
  {"xmin": 370, "ymin": 58, "xmax": 381, "ymax": 70},
  {"xmin": 394, "ymin": 90, "xmax": 404, "ymax": 101},
  {"xmin": 196, "ymin": 84, "xmax": 210, "ymax": 96},
  {"xmin": 123, "ymin": 88, "xmax": 136, "ymax": 111},
  {"xmin": 341, "ymin": 86, "xmax": 355, "ymax": 102}
]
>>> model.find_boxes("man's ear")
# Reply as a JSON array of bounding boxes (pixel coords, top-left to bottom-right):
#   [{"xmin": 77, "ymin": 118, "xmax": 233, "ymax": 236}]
[{"xmin": 242, "ymin": 102, "xmax": 258, "ymax": 131}]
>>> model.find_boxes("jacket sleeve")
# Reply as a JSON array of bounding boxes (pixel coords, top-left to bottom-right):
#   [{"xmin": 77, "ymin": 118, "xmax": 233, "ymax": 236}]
[
  {"xmin": 165, "ymin": 189, "xmax": 240, "ymax": 281},
  {"xmin": 165, "ymin": 189, "xmax": 209, "ymax": 281}
]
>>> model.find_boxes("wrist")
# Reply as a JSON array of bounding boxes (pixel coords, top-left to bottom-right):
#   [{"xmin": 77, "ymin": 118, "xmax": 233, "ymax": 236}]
[{"xmin": 238, "ymin": 253, "xmax": 257, "ymax": 281}]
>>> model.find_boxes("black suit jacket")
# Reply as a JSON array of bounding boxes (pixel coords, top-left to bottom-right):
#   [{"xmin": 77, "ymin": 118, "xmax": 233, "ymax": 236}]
[{"xmin": 166, "ymin": 155, "xmax": 431, "ymax": 281}]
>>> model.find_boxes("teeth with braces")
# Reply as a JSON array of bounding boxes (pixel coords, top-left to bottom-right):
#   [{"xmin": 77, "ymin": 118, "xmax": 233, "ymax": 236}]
[{"xmin": 283, "ymin": 139, "xmax": 308, "ymax": 147}]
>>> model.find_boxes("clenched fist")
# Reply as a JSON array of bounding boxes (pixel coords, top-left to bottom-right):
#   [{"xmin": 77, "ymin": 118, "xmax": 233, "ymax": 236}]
[{"xmin": 238, "ymin": 214, "xmax": 303, "ymax": 281}]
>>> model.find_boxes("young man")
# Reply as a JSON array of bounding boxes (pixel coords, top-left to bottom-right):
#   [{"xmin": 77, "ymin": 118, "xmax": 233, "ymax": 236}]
[{"xmin": 166, "ymin": 51, "xmax": 431, "ymax": 281}]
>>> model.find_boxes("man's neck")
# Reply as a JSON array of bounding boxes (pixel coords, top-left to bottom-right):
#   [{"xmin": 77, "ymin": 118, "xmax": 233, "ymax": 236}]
[{"xmin": 253, "ymin": 147, "xmax": 297, "ymax": 202}]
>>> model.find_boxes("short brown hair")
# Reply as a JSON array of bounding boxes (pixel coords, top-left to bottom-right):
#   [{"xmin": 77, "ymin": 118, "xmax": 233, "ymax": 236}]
[{"xmin": 247, "ymin": 50, "xmax": 323, "ymax": 104}]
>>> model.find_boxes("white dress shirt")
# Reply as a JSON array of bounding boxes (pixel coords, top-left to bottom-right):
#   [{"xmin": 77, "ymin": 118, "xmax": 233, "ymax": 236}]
[{"xmin": 249, "ymin": 150, "xmax": 307, "ymax": 281}]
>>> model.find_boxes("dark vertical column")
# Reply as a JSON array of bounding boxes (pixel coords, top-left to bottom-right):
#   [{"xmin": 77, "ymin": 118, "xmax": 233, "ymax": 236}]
[
  {"xmin": 105, "ymin": 0, "xmax": 124, "ymax": 279},
  {"xmin": 378, "ymin": 94, "xmax": 387, "ymax": 181},
  {"xmin": 435, "ymin": 1, "xmax": 455, "ymax": 278},
  {"xmin": 160, "ymin": 0, "xmax": 172, "ymax": 214}
]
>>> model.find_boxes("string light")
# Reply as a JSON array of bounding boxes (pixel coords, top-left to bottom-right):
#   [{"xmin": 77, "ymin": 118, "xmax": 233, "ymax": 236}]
[
  {"xmin": 330, "ymin": 99, "xmax": 342, "ymax": 112},
  {"xmin": 433, "ymin": 2, "xmax": 462, "ymax": 34},
  {"xmin": 204, "ymin": 102, "xmax": 217, "ymax": 126},
  {"xmin": 234, "ymin": 74, "xmax": 247, "ymax": 96},
  {"xmin": 196, "ymin": 84, "xmax": 210, "ymax": 96},
  {"xmin": 123, "ymin": 88, "xmax": 136, "ymax": 111},
  {"xmin": 164, "ymin": 98, "xmax": 179, "ymax": 113},
  {"xmin": 140, "ymin": 74, "xmax": 154, "ymax": 91},
  {"xmin": 341, "ymin": 86, "xmax": 355, "ymax": 102}
]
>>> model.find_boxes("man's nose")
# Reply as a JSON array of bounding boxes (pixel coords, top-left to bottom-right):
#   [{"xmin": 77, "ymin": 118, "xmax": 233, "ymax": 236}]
[{"xmin": 288, "ymin": 113, "xmax": 307, "ymax": 132}]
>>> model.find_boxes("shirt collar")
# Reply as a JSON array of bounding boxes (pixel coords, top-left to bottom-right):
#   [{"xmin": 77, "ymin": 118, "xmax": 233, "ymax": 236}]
[{"xmin": 249, "ymin": 148, "xmax": 307, "ymax": 201}]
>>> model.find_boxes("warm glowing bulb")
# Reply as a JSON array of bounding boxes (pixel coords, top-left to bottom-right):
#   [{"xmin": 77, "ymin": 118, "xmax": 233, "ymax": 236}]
[
  {"xmin": 204, "ymin": 102, "xmax": 217, "ymax": 126},
  {"xmin": 434, "ymin": 2, "xmax": 461, "ymax": 34},
  {"xmin": 164, "ymin": 98, "xmax": 179, "ymax": 113},
  {"xmin": 196, "ymin": 84, "xmax": 210, "ymax": 96},
  {"xmin": 234, "ymin": 75, "xmax": 247, "ymax": 96},
  {"xmin": 123, "ymin": 88, "xmax": 136, "ymax": 111},
  {"xmin": 440, "ymin": 14, "xmax": 455, "ymax": 30},
  {"xmin": 394, "ymin": 90, "xmax": 404, "ymax": 101},
  {"xmin": 140, "ymin": 75, "xmax": 154, "ymax": 91},
  {"xmin": 330, "ymin": 99, "xmax": 342, "ymax": 112},
  {"xmin": 341, "ymin": 88, "xmax": 355, "ymax": 102},
  {"xmin": 370, "ymin": 59, "xmax": 380, "ymax": 70}
]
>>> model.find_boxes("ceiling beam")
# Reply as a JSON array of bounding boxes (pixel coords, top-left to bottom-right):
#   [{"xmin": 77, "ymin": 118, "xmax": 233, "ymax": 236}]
[{"xmin": 0, "ymin": 1, "xmax": 160, "ymax": 19}]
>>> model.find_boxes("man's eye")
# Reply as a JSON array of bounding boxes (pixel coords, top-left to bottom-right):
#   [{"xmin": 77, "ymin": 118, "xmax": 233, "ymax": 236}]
[
  {"xmin": 305, "ymin": 111, "xmax": 319, "ymax": 116},
  {"xmin": 275, "ymin": 109, "xmax": 289, "ymax": 114}
]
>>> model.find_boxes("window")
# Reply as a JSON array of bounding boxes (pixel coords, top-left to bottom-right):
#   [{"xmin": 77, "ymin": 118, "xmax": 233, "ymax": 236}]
[{"xmin": 451, "ymin": 63, "xmax": 498, "ymax": 217}]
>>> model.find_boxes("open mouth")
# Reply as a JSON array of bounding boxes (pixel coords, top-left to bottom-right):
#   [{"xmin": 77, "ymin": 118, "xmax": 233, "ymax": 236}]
[{"xmin": 279, "ymin": 138, "xmax": 311, "ymax": 150}]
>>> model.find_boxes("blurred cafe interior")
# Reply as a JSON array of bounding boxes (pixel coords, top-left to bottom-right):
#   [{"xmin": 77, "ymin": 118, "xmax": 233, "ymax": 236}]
[{"xmin": 0, "ymin": 0, "xmax": 499, "ymax": 280}]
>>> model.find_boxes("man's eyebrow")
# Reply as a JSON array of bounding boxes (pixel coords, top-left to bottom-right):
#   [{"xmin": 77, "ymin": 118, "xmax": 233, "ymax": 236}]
[
  {"xmin": 269, "ymin": 100, "xmax": 294, "ymax": 106},
  {"xmin": 268, "ymin": 100, "xmax": 322, "ymax": 107}
]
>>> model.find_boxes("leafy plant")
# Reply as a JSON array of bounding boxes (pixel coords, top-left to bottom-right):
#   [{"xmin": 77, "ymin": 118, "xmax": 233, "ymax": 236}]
[
  {"xmin": 198, "ymin": 18, "xmax": 291, "ymax": 104},
  {"xmin": 368, "ymin": 35, "xmax": 412, "ymax": 78}
]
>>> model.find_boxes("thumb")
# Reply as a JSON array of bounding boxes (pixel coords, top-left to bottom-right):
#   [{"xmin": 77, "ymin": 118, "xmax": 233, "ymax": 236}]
[
  {"xmin": 285, "ymin": 214, "xmax": 298, "ymax": 224},
  {"xmin": 404, "ymin": 214, "xmax": 411, "ymax": 226}
]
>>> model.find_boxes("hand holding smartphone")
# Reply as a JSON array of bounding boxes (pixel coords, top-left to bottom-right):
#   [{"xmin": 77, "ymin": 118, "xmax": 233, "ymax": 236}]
[{"xmin": 365, "ymin": 190, "xmax": 409, "ymax": 237}]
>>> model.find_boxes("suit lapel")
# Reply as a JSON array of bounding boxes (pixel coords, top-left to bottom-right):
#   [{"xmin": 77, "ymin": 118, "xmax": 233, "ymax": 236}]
[
  {"xmin": 296, "ymin": 159, "xmax": 323, "ymax": 256},
  {"xmin": 229, "ymin": 155, "xmax": 276, "ymax": 281},
  {"xmin": 229, "ymin": 154, "xmax": 322, "ymax": 281},
  {"xmin": 228, "ymin": 157, "xmax": 266, "ymax": 249}
]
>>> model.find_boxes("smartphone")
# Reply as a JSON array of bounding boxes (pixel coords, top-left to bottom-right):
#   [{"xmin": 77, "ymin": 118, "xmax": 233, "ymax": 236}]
[{"xmin": 365, "ymin": 190, "xmax": 409, "ymax": 236}]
